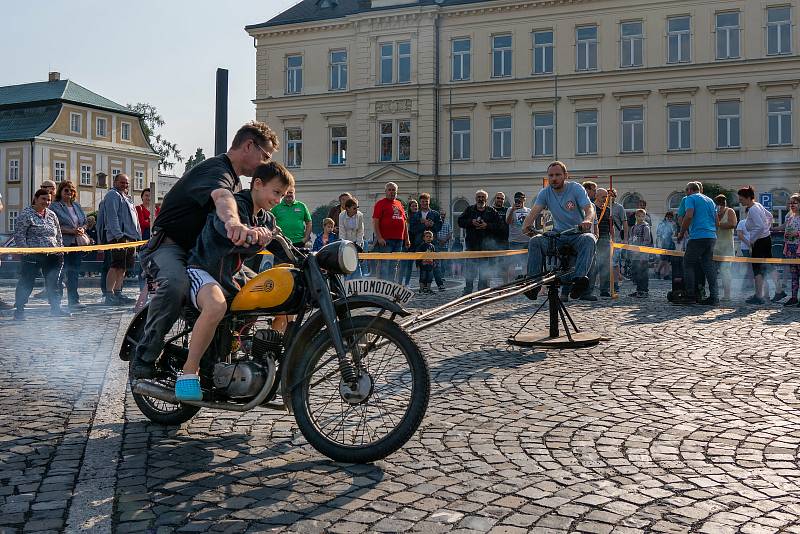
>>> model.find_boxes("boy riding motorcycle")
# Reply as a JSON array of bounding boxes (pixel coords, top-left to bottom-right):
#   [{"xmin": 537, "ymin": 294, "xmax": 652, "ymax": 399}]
[{"xmin": 175, "ymin": 162, "xmax": 294, "ymax": 401}]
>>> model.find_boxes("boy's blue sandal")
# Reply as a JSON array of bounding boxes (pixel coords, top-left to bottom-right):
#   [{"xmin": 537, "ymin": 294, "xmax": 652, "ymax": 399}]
[{"xmin": 175, "ymin": 374, "xmax": 203, "ymax": 401}]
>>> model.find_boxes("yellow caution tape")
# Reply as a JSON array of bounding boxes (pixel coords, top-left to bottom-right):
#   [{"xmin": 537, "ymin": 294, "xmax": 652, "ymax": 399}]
[
  {"xmin": 360, "ymin": 250, "xmax": 527, "ymax": 260},
  {"xmin": 613, "ymin": 242, "xmax": 800, "ymax": 265},
  {"xmin": 0, "ymin": 240, "xmax": 147, "ymax": 254}
]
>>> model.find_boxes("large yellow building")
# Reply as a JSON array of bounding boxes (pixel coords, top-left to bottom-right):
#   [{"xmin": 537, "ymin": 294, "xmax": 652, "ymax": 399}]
[
  {"xmin": 247, "ymin": 0, "xmax": 800, "ymax": 228},
  {"xmin": 0, "ymin": 73, "xmax": 159, "ymax": 233}
]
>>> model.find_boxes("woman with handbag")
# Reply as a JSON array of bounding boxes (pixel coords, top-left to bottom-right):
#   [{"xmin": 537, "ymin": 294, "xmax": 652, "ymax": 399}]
[{"xmin": 51, "ymin": 180, "xmax": 90, "ymax": 310}]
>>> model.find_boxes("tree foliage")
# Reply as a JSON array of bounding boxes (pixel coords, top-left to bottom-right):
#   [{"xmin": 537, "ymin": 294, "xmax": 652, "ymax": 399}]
[
  {"xmin": 126, "ymin": 103, "xmax": 183, "ymax": 172},
  {"xmin": 702, "ymin": 182, "xmax": 737, "ymax": 206},
  {"xmin": 184, "ymin": 148, "xmax": 207, "ymax": 173},
  {"xmin": 311, "ymin": 204, "xmax": 333, "ymax": 235}
]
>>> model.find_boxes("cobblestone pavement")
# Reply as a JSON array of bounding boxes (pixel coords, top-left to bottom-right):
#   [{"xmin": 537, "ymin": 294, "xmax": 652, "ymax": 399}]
[{"xmin": 3, "ymin": 281, "xmax": 800, "ymax": 533}]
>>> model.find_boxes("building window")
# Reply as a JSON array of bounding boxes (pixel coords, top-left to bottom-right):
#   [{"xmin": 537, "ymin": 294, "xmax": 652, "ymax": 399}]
[
  {"xmin": 452, "ymin": 38, "xmax": 471, "ymax": 81},
  {"xmin": 134, "ymin": 170, "xmax": 145, "ymax": 190},
  {"xmin": 576, "ymin": 110, "xmax": 598, "ymax": 155},
  {"xmin": 80, "ymin": 164, "xmax": 92, "ymax": 186},
  {"xmin": 533, "ymin": 112, "xmax": 554, "ymax": 157},
  {"xmin": 286, "ymin": 54, "xmax": 303, "ymax": 94},
  {"xmin": 8, "ymin": 210, "xmax": 18, "ymax": 233},
  {"xmin": 768, "ymin": 98, "xmax": 792, "ymax": 146},
  {"xmin": 668, "ymin": 103, "xmax": 691, "ymax": 151},
  {"xmin": 111, "ymin": 168, "xmax": 122, "ymax": 178},
  {"xmin": 451, "ymin": 118, "xmax": 471, "ymax": 160},
  {"xmin": 767, "ymin": 6, "xmax": 791, "ymax": 56},
  {"xmin": 330, "ymin": 126, "xmax": 347, "ymax": 165},
  {"xmin": 492, "ymin": 35, "xmax": 512, "ymax": 78},
  {"xmin": 54, "ymin": 161, "xmax": 66, "ymax": 182},
  {"xmin": 121, "ymin": 122, "xmax": 131, "ymax": 141},
  {"xmin": 621, "ymin": 106, "xmax": 644, "ymax": 153},
  {"xmin": 286, "ymin": 129, "xmax": 302, "ymax": 167},
  {"xmin": 533, "ymin": 30, "xmax": 554, "ymax": 75},
  {"xmin": 491, "ymin": 115, "xmax": 512, "ymax": 159},
  {"xmin": 398, "ymin": 120, "xmax": 411, "ymax": 161},
  {"xmin": 70, "ymin": 113, "xmax": 81, "ymax": 134},
  {"xmin": 329, "ymin": 50, "xmax": 347, "ymax": 90},
  {"xmin": 576, "ymin": 26, "xmax": 598, "ymax": 71},
  {"xmin": 96, "ymin": 117, "xmax": 107, "ymax": 137},
  {"xmin": 398, "ymin": 41, "xmax": 411, "ymax": 83},
  {"xmin": 7, "ymin": 159, "xmax": 19, "ymax": 182},
  {"xmin": 716, "ymin": 100, "xmax": 741, "ymax": 149},
  {"xmin": 667, "ymin": 16, "xmax": 691, "ymax": 63},
  {"xmin": 379, "ymin": 41, "xmax": 411, "ymax": 84},
  {"xmin": 716, "ymin": 11, "xmax": 741, "ymax": 60},
  {"xmin": 379, "ymin": 121, "xmax": 393, "ymax": 162},
  {"xmin": 620, "ymin": 21, "xmax": 644, "ymax": 68}
]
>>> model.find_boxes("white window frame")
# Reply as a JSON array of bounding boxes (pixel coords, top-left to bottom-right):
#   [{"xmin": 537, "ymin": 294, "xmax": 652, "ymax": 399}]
[
  {"xmin": 379, "ymin": 121, "xmax": 393, "ymax": 162},
  {"xmin": 397, "ymin": 41, "xmax": 411, "ymax": 83},
  {"xmin": 111, "ymin": 168, "xmax": 122, "ymax": 178},
  {"xmin": 96, "ymin": 117, "xmax": 107, "ymax": 137},
  {"xmin": 767, "ymin": 6, "xmax": 792, "ymax": 56},
  {"xmin": 54, "ymin": 161, "xmax": 66, "ymax": 182},
  {"xmin": 80, "ymin": 164, "xmax": 92, "ymax": 186},
  {"xmin": 490, "ymin": 115, "xmax": 512, "ymax": 159},
  {"xmin": 620, "ymin": 106, "xmax": 645, "ymax": 153},
  {"xmin": 452, "ymin": 38, "xmax": 471, "ymax": 81},
  {"xmin": 398, "ymin": 120, "xmax": 411, "ymax": 162},
  {"xmin": 121, "ymin": 122, "xmax": 131, "ymax": 141},
  {"xmin": 379, "ymin": 42, "xmax": 394, "ymax": 85},
  {"xmin": 533, "ymin": 30, "xmax": 554, "ymax": 75},
  {"xmin": 620, "ymin": 21, "xmax": 644, "ymax": 68},
  {"xmin": 8, "ymin": 210, "xmax": 18, "ymax": 233},
  {"xmin": 576, "ymin": 110, "xmax": 598, "ymax": 155},
  {"xmin": 330, "ymin": 126, "xmax": 347, "ymax": 166},
  {"xmin": 576, "ymin": 26, "xmax": 598, "ymax": 71},
  {"xmin": 768, "ymin": 97, "xmax": 793, "ymax": 146},
  {"xmin": 716, "ymin": 100, "xmax": 741, "ymax": 149},
  {"xmin": 451, "ymin": 118, "xmax": 471, "ymax": 161},
  {"xmin": 69, "ymin": 112, "xmax": 81, "ymax": 134},
  {"xmin": 7, "ymin": 159, "xmax": 20, "ymax": 182},
  {"xmin": 286, "ymin": 54, "xmax": 303, "ymax": 94},
  {"xmin": 286, "ymin": 128, "xmax": 302, "ymax": 167},
  {"xmin": 532, "ymin": 112, "xmax": 555, "ymax": 157},
  {"xmin": 491, "ymin": 34, "xmax": 513, "ymax": 78},
  {"xmin": 667, "ymin": 103, "xmax": 692, "ymax": 151},
  {"xmin": 716, "ymin": 11, "xmax": 741, "ymax": 60},
  {"xmin": 134, "ymin": 170, "xmax": 145, "ymax": 190},
  {"xmin": 667, "ymin": 16, "xmax": 691, "ymax": 64},
  {"xmin": 329, "ymin": 50, "xmax": 348, "ymax": 91}
]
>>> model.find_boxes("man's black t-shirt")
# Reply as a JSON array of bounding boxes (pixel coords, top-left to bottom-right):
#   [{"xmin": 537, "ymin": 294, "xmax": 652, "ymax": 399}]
[{"xmin": 153, "ymin": 154, "xmax": 241, "ymax": 251}]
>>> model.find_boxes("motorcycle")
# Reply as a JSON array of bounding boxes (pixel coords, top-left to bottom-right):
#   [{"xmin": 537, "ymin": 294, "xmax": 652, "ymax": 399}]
[{"xmin": 119, "ymin": 232, "xmax": 430, "ymax": 463}]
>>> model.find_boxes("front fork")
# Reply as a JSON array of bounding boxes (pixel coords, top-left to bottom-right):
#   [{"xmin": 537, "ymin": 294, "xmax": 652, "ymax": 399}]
[{"xmin": 306, "ymin": 257, "xmax": 360, "ymax": 388}]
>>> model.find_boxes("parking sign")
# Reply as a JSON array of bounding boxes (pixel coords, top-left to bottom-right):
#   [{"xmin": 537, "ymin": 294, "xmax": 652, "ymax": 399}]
[{"xmin": 760, "ymin": 193, "xmax": 773, "ymax": 209}]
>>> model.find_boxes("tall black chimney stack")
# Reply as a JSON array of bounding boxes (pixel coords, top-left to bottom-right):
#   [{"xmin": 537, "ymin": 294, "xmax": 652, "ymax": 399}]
[{"xmin": 214, "ymin": 68, "xmax": 229, "ymax": 155}]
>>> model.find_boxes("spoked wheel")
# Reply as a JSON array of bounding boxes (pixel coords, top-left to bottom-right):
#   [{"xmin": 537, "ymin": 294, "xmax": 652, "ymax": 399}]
[
  {"xmin": 291, "ymin": 316, "xmax": 430, "ymax": 463},
  {"xmin": 127, "ymin": 314, "xmax": 200, "ymax": 425}
]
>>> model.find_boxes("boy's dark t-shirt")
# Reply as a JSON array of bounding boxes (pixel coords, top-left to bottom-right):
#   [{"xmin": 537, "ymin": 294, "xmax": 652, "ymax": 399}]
[
  {"xmin": 416, "ymin": 241, "xmax": 437, "ymax": 269},
  {"xmin": 154, "ymin": 154, "xmax": 241, "ymax": 251},
  {"xmin": 188, "ymin": 189, "xmax": 279, "ymax": 296}
]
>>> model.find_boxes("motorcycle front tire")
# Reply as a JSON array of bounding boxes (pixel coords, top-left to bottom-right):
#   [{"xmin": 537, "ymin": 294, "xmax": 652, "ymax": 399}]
[{"xmin": 291, "ymin": 316, "xmax": 430, "ymax": 463}]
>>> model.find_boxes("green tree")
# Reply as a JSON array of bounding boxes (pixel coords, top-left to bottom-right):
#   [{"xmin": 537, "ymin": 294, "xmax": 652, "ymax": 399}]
[
  {"xmin": 184, "ymin": 148, "xmax": 206, "ymax": 173},
  {"xmin": 702, "ymin": 182, "xmax": 737, "ymax": 206},
  {"xmin": 126, "ymin": 103, "xmax": 183, "ymax": 171},
  {"xmin": 311, "ymin": 204, "xmax": 333, "ymax": 235}
]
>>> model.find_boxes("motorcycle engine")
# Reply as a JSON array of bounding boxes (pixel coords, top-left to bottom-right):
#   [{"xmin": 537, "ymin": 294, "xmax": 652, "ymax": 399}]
[{"xmin": 212, "ymin": 328, "xmax": 281, "ymax": 399}]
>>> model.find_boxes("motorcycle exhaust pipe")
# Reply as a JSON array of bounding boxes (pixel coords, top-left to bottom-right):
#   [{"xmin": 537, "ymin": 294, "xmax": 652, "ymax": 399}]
[{"xmin": 132, "ymin": 380, "xmax": 178, "ymax": 403}]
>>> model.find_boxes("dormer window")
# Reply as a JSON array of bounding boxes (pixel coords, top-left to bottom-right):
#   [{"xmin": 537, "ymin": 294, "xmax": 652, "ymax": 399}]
[{"xmin": 317, "ymin": 0, "xmax": 338, "ymax": 8}]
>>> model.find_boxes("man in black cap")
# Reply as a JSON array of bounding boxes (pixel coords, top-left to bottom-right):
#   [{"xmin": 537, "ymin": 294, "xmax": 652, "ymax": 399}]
[{"xmin": 506, "ymin": 192, "xmax": 531, "ymax": 279}]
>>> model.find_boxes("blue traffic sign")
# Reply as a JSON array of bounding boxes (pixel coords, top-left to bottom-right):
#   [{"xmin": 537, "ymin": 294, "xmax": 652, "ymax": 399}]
[{"xmin": 760, "ymin": 193, "xmax": 773, "ymax": 209}]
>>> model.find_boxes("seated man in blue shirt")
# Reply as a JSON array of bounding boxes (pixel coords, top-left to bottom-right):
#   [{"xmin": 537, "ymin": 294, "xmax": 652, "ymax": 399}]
[{"xmin": 522, "ymin": 161, "xmax": 597, "ymax": 299}]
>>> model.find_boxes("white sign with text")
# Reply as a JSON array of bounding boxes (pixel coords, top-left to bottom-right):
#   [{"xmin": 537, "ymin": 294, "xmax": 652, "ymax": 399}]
[{"xmin": 344, "ymin": 278, "xmax": 414, "ymax": 304}]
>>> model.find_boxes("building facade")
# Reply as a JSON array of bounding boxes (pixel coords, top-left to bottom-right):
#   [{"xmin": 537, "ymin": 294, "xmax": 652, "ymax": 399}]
[
  {"xmin": 247, "ymin": 0, "xmax": 800, "ymax": 230},
  {"xmin": 0, "ymin": 73, "xmax": 159, "ymax": 233}
]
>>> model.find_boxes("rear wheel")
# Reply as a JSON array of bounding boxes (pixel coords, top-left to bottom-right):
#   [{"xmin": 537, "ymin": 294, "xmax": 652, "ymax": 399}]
[
  {"xmin": 291, "ymin": 316, "xmax": 429, "ymax": 463},
  {"xmin": 127, "ymin": 313, "xmax": 200, "ymax": 425}
]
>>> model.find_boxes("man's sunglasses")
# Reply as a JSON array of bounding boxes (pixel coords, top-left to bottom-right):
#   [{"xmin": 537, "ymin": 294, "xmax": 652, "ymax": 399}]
[{"xmin": 253, "ymin": 141, "xmax": 271, "ymax": 160}]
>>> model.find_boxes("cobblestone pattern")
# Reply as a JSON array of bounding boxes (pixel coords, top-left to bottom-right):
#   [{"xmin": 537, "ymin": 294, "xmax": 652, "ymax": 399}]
[{"xmin": 4, "ymin": 281, "xmax": 800, "ymax": 533}]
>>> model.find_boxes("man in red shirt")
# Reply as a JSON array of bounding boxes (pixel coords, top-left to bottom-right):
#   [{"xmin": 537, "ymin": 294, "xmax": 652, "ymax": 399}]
[{"xmin": 372, "ymin": 181, "xmax": 409, "ymax": 281}]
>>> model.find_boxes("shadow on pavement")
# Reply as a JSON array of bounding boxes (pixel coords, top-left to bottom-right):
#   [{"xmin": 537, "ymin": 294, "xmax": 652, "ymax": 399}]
[{"xmin": 430, "ymin": 347, "xmax": 546, "ymax": 387}]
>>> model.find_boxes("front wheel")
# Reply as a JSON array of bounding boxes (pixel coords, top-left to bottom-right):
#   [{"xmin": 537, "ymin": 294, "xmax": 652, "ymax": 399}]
[{"xmin": 291, "ymin": 316, "xmax": 430, "ymax": 463}]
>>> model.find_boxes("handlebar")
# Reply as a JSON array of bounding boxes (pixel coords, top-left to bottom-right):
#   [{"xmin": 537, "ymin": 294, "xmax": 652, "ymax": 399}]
[
  {"xmin": 270, "ymin": 227, "xmax": 302, "ymax": 265},
  {"xmin": 526, "ymin": 225, "xmax": 588, "ymax": 238}
]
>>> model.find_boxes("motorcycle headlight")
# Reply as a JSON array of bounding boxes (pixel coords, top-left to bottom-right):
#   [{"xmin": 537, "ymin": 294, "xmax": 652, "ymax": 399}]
[{"xmin": 316, "ymin": 240, "xmax": 359, "ymax": 275}]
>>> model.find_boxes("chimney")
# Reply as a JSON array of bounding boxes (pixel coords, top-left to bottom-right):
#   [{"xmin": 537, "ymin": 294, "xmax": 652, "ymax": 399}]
[{"xmin": 48, "ymin": 72, "xmax": 60, "ymax": 82}]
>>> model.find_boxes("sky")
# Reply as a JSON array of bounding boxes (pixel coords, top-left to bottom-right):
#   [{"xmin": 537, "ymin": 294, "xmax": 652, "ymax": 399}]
[{"xmin": 2, "ymin": 0, "xmax": 299, "ymax": 174}]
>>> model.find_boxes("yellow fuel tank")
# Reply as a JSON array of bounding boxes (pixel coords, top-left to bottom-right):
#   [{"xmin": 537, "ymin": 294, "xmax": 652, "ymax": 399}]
[{"xmin": 230, "ymin": 265, "xmax": 302, "ymax": 313}]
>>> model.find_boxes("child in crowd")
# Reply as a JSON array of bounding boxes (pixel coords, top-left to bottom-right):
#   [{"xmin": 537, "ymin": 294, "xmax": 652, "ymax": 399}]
[
  {"xmin": 312, "ymin": 218, "xmax": 340, "ymax": 251},
  {"xmin": 175, "ymin": 162, "xmax": 294, "ymax": 402},
  {"xmin": 416, "ymin": 230, "xmax": 437, "ymax": 294},
  {"xmin": 628, "ymin": 208, "xmax": 653, "ymax": 298}
]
